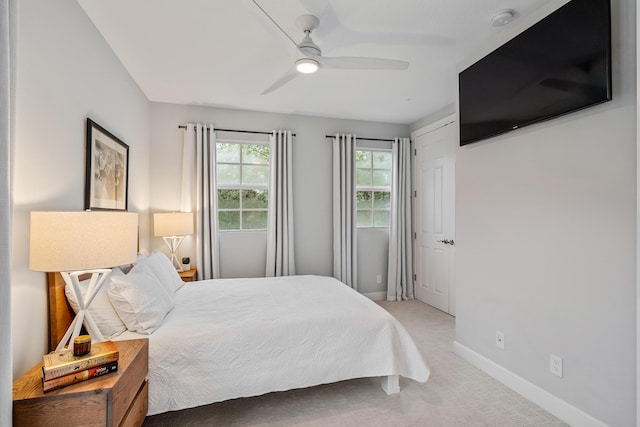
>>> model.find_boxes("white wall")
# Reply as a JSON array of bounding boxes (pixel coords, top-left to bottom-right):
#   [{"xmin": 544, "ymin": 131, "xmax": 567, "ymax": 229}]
[
  {"xmin": 149, "ymin": 102, "xmax": 408, "ymax": 293},
  {"xmin": 11, "ymin": 0, "xmax": 150, "ymax": 378},
  {"xmin": 454, "ymin": 0, "xmax": 636, "ymax": 425}
]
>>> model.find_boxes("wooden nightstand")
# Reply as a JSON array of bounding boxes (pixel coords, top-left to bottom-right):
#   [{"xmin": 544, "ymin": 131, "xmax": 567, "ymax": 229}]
[
  {"xmin": 13, "ymin": 339, "xmax": 148, "ymax": 427},
  {"xmin": 179, "ymin": 268, "xmax": 197, "ymax": 282}
]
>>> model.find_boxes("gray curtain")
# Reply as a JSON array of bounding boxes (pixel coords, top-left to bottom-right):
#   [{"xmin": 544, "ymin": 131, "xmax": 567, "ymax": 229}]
[
  {"xmin": 332, "ymin": 134, "xmax": 357, "ymax": 289},
  {"xmin": 0, "ymin": 0, "xmax": 13, "ymax": 423},
  {"xmin": 387, "ymin": 137, "xmax": 414, "ymax": 301},
  {"xmin": 181, "ymin": 124, "xmax": 220, "ymax": 279},
  {"xmin": 266, "ymin": 130, "xmax": 295, "ymax": 276}
]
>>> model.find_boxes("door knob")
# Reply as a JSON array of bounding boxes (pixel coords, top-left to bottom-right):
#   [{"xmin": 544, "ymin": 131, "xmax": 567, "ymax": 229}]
[{"xmin": 437, "ymin": 239, "xmax": 454, "ymax": 245}]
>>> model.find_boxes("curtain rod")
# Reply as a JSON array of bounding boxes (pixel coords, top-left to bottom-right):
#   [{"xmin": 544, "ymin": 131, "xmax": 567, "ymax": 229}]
[
  {"xmin": 324, "ymin": 135, "xmax": 396, "ymax": 142},
  {"xmin": 178, "ymin": 125, "xmax": 296, "ymax": 137}
]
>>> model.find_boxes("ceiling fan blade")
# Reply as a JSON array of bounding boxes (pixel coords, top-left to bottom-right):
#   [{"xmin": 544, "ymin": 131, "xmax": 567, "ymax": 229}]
[
  {"xmin": 261, "ymin": 68, "xmax": 299, "ymax": 95},
  {"xmin": 318, "ymin": 56, "xmax": 409, "ymax": 70}
]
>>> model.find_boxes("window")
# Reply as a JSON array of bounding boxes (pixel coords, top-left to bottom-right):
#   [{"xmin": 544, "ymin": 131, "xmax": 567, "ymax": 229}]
[
  {"xmin": 216, "ymin": 142, "xmax": 270, "ymax": 230},
  {"xmin": 356, "ymin": 149, "xmax": 392, "ymax": 228}
]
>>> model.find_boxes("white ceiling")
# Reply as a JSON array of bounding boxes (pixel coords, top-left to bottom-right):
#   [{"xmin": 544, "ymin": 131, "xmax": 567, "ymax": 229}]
[{"xmin": 77, "ymin": 0, "xmax": 554, "ymax": 125}]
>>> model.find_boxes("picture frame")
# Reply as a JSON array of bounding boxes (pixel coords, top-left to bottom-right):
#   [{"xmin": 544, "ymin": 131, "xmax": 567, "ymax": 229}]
[{"xmin": 84, "ymin": 118, "xmax": 129, "ymax": 211}]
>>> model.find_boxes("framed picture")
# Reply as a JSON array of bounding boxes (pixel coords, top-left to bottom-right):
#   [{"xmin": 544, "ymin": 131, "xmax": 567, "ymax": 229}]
[{"xmin": 84, "ymin": 118, "xmax": 129, "ymax": 211}]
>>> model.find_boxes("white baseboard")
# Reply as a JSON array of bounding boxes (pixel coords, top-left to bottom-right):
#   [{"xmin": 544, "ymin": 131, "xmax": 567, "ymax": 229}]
[
  {"xmin": 363, "ymin": 291, "xmax": 387, "ymax": 301},
  {"xmin": 453, "ymin": 341, "xmax": 608, "ymax": 427}
]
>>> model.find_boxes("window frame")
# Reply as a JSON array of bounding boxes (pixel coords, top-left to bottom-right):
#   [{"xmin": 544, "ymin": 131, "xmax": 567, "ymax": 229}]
[
  {"xmin": 355, "ymin": 148, "xmax": 393, "ymax": 229},
  {"xmin": 216, "ymin": 138, "xmax": 270, "ymax": 232}
]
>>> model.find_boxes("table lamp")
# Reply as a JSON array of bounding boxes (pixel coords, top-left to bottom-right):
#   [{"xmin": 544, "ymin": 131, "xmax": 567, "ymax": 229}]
[
  {"xmin": 29, "ymin": 211, "xmax": 138, "ymax": 351},
  {"xmin": 153, "ymin": 212, "xmax": 193, "ymax": 272}
]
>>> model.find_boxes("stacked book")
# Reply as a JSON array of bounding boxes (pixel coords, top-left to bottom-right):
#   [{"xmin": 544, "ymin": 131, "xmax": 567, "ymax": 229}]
[{"xmin": 41, "ymin": 341, "xmax": 120, "ymax": 392}]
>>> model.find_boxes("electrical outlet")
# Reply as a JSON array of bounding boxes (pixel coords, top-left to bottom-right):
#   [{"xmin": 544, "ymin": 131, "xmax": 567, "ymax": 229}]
[
  {"xmin": 550, "ymin": 354, "xmax": 563, "ymax": 378},
  {"xmin": 376, "ymin": 275, "xmax": 382, "ymax": 284},
  {"xmin": 495, "ymin": 331, "xmax": 505, "ymax": 349}
]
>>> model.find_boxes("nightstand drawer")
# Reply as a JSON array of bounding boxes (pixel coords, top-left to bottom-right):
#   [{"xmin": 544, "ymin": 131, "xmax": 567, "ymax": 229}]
[
  {"xmin": 13, "ymin": 389, "xmax": 109, "ymax": 426},
  {"xmin": 121, "ymin": 381, "xmax": 148, "ymax": 427}
]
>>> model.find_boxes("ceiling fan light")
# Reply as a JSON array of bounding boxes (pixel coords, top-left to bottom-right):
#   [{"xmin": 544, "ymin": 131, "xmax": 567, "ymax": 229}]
[{"xmin": 296, "ymin": 58, "xmax": 319, "ymax": 74}]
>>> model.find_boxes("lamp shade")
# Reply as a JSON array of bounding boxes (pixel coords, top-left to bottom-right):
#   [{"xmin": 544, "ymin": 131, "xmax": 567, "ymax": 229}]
[
  {"xmin": 29, "ymin": 211, "xmax": 139, "ymax": 272},
  {"xmin": 153, "ymin": 212, "xmax": 193, "ymax": 237}
]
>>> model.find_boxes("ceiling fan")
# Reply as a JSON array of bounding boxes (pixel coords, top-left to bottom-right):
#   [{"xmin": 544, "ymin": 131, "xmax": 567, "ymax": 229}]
[{"xmin": 252, "ymin": 1, "xmax": 409, "ymax": 95}]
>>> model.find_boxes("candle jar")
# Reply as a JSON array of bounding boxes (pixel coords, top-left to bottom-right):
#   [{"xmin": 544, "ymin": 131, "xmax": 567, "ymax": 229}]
[{"xmin": 73, "ymin": 335, "xmax": 92, "ymax": 356}]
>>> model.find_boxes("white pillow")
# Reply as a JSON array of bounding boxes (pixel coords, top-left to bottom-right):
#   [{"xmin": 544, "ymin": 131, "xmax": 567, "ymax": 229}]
[
  {"xmin": 141, "ymin": 251, "xmax": 185, "ymax": 295},
  {"xmin": 108, "ymin": 265, "xmax": 175, "ymax": 334},
  {"xmin": 64, "ymin": 269, "xmax": 127, "ymax": 339}
]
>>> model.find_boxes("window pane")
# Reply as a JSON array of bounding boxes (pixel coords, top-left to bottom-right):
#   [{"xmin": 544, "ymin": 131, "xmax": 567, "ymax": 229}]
[
  {"xmin": 356, "ymin": 169, "xmax": 371, "ymax": 186},
  {"xmin": 242, "ymin": 165, "xmax": 269, "ymax": 185},
  {"xmin": 356, "ymin": 191, "xmax": 372, "ymax": 209},
  {"xmin": 373, "ymin": 152, "xmax": 392, "ymax": 169},
  {"xmin": 243, "ymin": 144, "xmax": 270, "ymax": 164},
  {"xmin": 373, "ymin": 191, "xmax": 390, "ymax": 209},
  {"xmin": 216, "ymin": 142, "xmax": 271, "ymax": 233},
  {"xmin": 218, "ymin": 211, "xmax": 240, "ymax": 230},
  {"xmin": 218, "ymin": 189, "xmax": 240, "ymax": 209},
  {"xmin": 355, "ymin": 150, "xmax": 371, "ymax": 168},
  {"xmin": 242, "ymin": 189, "xmax": 268, "ymax": 209},
  {"xmin": 373, "ymin": 170, "xmax": 391, "ymax": 186},
  {"xmin": 217, "ymin": 164, "xmax": 240, "ymax": 185},
  {"xmin": 357, "ymin": 210, "xmax": 372, "ymax": 227},
  {"xmin": 217, "ymin": 143, "xmax": 240, "ymax": 163},
  {"xmin": 243, "ymin": 211, "xmax": 268, "ymax": 230},
  {"xmin": 373, "ymin": 210, "xmax": 390, "ymax": 227}
]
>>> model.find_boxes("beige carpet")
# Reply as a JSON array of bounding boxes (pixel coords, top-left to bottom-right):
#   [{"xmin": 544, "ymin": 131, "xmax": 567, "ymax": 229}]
[{"xmin": 143, "ymin": 300, "xmax": 568, "ymax": 427}]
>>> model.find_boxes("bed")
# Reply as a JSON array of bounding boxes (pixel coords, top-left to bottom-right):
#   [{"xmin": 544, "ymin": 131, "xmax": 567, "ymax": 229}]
[{"xmin": 48, "ymin": 257, "xmax": 429, "ymax": 416}]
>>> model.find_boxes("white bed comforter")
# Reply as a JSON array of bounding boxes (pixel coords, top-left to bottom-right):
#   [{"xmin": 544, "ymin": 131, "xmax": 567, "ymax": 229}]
[{"xmin": 117, "ymin": 275, "xmax": 429, "ymax": 415}]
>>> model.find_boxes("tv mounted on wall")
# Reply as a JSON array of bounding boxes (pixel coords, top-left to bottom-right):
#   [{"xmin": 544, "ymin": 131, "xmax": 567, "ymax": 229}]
[{"xmin": 458, "ymin": 0, "xmax": 612, "ymax": 146}]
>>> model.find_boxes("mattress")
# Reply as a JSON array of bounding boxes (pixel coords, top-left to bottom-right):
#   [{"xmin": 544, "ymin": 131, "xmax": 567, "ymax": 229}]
[{"xmin": 117, "ymin": 275, "xmax": 429, "ymax": 415}]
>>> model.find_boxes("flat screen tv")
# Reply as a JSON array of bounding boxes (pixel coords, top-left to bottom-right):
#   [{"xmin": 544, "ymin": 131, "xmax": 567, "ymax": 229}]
[{"xmin": 458, "ymin": 0, "xmax": 612, "ymax": 146}]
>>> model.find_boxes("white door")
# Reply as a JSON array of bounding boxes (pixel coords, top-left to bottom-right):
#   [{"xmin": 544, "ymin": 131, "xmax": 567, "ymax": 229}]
[{"xmin": 414, "ymin": 120, "xmax": 456, "ymax": 315}]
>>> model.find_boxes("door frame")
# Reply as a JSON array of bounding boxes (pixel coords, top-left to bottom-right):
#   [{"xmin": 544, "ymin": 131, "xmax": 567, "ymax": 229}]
[{"xmin": 411, "ymin": 114, "xmax": 457, "ymax": 314}]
